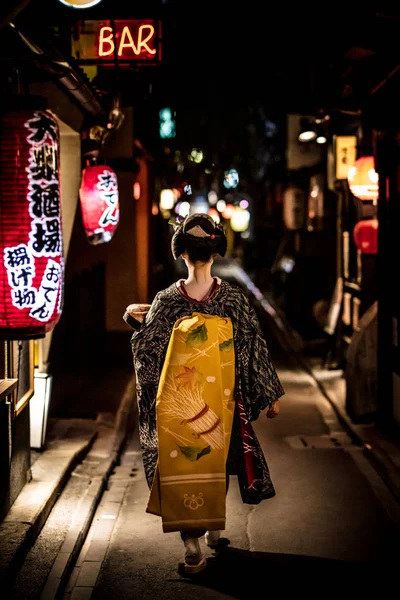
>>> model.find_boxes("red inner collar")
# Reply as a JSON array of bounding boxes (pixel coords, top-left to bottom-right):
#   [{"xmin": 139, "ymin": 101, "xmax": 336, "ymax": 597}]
[{"xmin": 178, "ymin": 278, "xmax": 219, "ymax": 303}]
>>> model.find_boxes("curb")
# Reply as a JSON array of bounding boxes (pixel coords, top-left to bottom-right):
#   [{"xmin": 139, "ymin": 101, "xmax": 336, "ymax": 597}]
[
  {"xmin": 0, "ymin": 421, "xmax": 98, "ymax": 590},
  {"xmin": 320, "ymin": 378, "xmax": 400, "ymax": 506},
  {"xmin": 39, "ymin": 375, "xmax": 136, "ymax": 600}
]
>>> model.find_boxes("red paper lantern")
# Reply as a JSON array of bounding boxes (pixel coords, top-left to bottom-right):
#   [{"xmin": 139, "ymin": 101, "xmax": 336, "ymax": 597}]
[
  {"xmin": 353, "ymin": 219, "xmax": 378, "ymax": 254},
  {"xmin": 79, "ymin": 165, "xmax": 120, "ymax": 244},
  {"xmin": 347, "ymin": 156, "xmax": 379, "ymax": 201},
  {"xmin": 0, "ymin": 110, "xmax": 64, "ymax": 340}
]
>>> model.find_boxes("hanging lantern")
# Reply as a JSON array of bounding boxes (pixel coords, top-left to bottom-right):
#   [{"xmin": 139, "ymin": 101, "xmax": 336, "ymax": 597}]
[
  {"xmin": 347, "ymin": 156, "xmax": 379, "ymax": 201},
  {"xmin": 79, "ymin": 165, "xmax": 120, "ymax": 244},
  {"xmin": 353, "ymin": 219, "xmax": 378, "ymax": 254},
  {"xmin": 0, "ymin": 110, "xmax": 64, "ymax": 340}
]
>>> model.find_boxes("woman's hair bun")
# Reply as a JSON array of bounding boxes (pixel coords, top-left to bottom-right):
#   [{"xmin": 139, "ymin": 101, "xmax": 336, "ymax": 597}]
[{"xmin": 170, "ymin": 212, "xmax": 227, "ymax": 260}]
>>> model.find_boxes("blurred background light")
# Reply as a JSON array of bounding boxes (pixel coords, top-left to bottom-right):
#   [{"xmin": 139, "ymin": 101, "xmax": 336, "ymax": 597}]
[
  {"xmin": 230, "ymin": 207, "xmax": 250, "ymax": 232},
  {"xmin": 216, "ymin": 199, "xmax": 226, "ymax": 212},
  {"xmin": 208, "ymin": 190, "xmax": 218, "ymax": 205},
  {"xmin": 179, "ymin": 201, "xmax": 190, "ymax": 217},
  {"xmin": 222, "ymin": 203, "xmax": 235, "ymax": 219},
  {"xmin": 133, "ymin": 182, "xmax": 141, "ymax": 200},
  {"xmin": 298, "ymin": 117, "xmax": 317, "ymax": 142},
  {"xmin": 160, "ymin": 188, "xmax": 176, "ymax": 210},
  {"xmin": 159, "ymin": 107, "xmax": 176, "ymax": 139},
  {"xmin": 189, "ymin": 148, "xmax": 204, "ymax": 163},
  {"xmin": 223, "ymin": 168, "xmax": 239, "ymax": 189},
  {"xmin": 316, "ymin": 128, "xmax": 328, "ymax": 144},
  {"xmin": 208, "ymin": 207, "xmax": 221, "ymax": 223},
  {"xmin": 191, "ymin": 195, "xmax": 209, "ymax": 214}
]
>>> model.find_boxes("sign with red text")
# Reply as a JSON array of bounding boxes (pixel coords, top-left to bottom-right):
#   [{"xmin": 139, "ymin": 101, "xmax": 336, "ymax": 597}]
[{"xmin": 72, "ymin": 20, "xmax": 162, "ymax": 65}]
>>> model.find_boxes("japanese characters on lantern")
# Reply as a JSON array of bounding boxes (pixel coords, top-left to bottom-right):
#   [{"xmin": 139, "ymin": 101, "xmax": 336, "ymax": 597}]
[
  {"xmin": 79, "ymin": 165, "xmax": 120, "ymax": 244},
  {"xmin": 0, "ymin": 110, "xmax": 64, "ymax": 339}
]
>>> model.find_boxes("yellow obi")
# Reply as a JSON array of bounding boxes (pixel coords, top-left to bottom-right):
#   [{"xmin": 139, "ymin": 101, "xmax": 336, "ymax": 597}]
[{"xmin": 146, "ymin": 312, "xmax": 235, "ymax": 533}]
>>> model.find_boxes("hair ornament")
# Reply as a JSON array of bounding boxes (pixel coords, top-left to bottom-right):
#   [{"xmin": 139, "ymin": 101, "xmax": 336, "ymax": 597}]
[
  {"xmin": 168, "ymin": 214, "xmax": 188, "ymax": 232},
  {"xmin": 186, "ymin": 225, "xmax": 211, "ymax": 238}
]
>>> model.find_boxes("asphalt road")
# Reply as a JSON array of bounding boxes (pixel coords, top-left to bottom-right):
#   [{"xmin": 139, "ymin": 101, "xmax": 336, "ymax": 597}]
[{"xmin": 87, "ymin": 326, "xmax": 398, "ymax": 599}]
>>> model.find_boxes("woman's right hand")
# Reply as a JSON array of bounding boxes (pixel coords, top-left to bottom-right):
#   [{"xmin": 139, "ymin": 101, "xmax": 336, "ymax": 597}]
[{"xmin": 266, "ymin": 400, "xmax": 280, "ymax": 419}]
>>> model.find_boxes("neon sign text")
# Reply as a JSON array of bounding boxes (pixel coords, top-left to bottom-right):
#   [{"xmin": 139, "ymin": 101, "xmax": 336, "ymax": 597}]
[{"xmin": 99, "ymin": 25, "xmax": 156, "ymax": 57}]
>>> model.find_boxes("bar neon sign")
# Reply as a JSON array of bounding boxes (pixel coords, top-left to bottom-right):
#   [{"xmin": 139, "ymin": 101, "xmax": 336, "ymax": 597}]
[
  {"xmin": 99, "ymin": 24, "xmax": 156, "ymax": 58},
  {"xmin": 72, "ymin": 20, "xmax": 162, "ymax": 64}
]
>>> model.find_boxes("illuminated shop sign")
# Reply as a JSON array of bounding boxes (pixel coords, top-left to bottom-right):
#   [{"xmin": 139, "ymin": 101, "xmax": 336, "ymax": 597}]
[
  {"xmin": 0, "ymin": 110, "xmax": 64, "ymax": 340},
  {"xmin": 72, "ymin": 20, "xmax": 162, "ymax": 64}
]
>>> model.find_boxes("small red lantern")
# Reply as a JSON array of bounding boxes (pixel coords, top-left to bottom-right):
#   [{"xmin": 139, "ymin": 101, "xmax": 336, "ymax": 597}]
[
  {"xmin": 347, "ymin": 156, "xmax": 379, "ymax": 201},
  {"xmin": 0, "ymin": 110, "xmax": 64, "ymax": 340},
  {"xmin": 79, "ymin": 165, "xmax": 120, "ymax": 244},
  {"xmin": 353, "ymin": 218, "xmax": 378, "ymax": 254}
]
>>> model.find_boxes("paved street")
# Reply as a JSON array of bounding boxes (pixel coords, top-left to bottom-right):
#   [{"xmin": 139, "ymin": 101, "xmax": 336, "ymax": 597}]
[
  {"xmin": 68, "ymin": 351, "xmax": 398, "ymax": 598},
  {"xmin": 5, "ymin": 274, "xmax": 400, "ymax": 599}
]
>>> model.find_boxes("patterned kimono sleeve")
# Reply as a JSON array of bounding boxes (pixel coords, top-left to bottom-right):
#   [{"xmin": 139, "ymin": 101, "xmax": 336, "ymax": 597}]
[
  {"xmin": 130, "ymin": 292, "xmax": 171, "ymax": 389},
  {"xmin": 246, "ymin": 300, "xmax": 285, "ymax": 421}
]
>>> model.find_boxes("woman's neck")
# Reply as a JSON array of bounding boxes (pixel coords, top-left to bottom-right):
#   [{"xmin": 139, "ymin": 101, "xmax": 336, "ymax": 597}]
[{"xmin": 184, "ymin": 262, "xmax": 214, "ymax": 285}]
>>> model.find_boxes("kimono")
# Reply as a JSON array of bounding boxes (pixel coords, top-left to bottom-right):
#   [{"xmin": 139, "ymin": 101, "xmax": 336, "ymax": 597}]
[{"xmin": 129, "ymin": 277, "xmax": 285, "ymax": 505}]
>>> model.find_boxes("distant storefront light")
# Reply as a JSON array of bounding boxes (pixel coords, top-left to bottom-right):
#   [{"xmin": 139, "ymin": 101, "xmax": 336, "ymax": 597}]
[
  {"xmin": 133, "ymin": 181, "xmax": 141, "ymax": 200},
  {"xmin": 58, "ymin": 0, "xmax": 103, "ymax": 7},
  {"xmin": 191, "ymin": 196, "xmax": 209, "ymax": 214},
  {"xmin": 216, "ymin": 199, "xmax": 226, "ymax": 213},
  {"xmin": 222, "ymin": 203, "xmax": 235, "ymax": 220},
  {"xmin": 239, "ymin": 199, "xmax": 249, "ymax": 209},
  {"xmin": 208, "ymin": 208, "xmax": 221, "ymax": 224},
  {"xmin": 160, "ymin": 189, "xmax": 176, "ymax": 210},
  {"xmin": 208, "ymin": 190, "xmax": 218, "ymax": 205},
  {"xmin": 223, "ymin": 169, "xmax": 239, "ymax": 189},
  {"xmin": 230, "ymin": 207, "xmax": 250, "ymax": 232},
  {"xmin": 189, "ymin": 148, "xmax": 204, "ymax": 164},
  {"xmin": 316, "ymin": 134, "xmax": 327, "ymax": 144},
  {"xmin": 159, "ymin": 107, "xmax": 176, "ymax": 139},
  {"xmin": 30, "ymin": 371, "xmax": 52, "ymax": 450},
  {"xmin": 179, "ymin": 201, "xmax": 190, "ymax": 217}
]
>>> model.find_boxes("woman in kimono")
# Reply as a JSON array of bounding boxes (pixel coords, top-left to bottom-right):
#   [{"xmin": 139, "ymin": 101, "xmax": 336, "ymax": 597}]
[{"xmin": 127, "ymin": 213, "xmax": 284, "ymax": 574}]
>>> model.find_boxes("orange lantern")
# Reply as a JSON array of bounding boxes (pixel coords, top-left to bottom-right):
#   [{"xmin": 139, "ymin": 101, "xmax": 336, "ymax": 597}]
[
  {"xmin": 353, "ymin": 218, "xmax": 378, "ymax": 254},
  {"xmin": 347, "ymin": 156, "xmax": 378, "ymax": 201}
]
